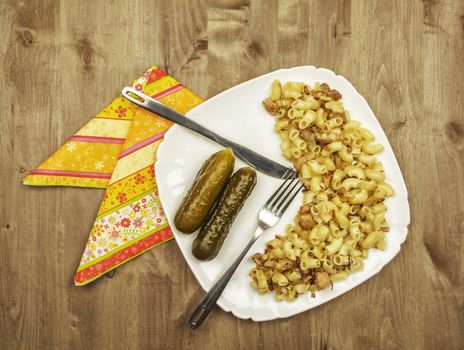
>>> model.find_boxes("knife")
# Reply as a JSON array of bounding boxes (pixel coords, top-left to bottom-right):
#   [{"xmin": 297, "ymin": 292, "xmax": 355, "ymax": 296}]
[{"xmin": 122, "ymin": 87, "xmax": 297, "ymax": 180}]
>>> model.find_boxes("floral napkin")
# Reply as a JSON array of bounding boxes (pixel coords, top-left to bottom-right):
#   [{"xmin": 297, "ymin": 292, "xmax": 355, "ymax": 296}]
[{"xmin": 23, "ymin": 66, "xmax": 204, "ymax": 285}]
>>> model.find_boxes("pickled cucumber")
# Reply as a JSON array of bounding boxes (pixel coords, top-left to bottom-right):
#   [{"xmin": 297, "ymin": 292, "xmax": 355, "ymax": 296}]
[
  {"xmin": 192, "ymin": 167, "xmax": 257, "ymax": 260},
  {"xmin": 174, "ymin": 148, "xmax": 235, "ymax": 234}
]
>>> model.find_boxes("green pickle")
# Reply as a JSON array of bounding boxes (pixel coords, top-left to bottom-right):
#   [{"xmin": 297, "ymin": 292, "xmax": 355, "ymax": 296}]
[
  {"xmin": 174, "ymin": 148, "xmax": 235, "ymax": 234},
  {"xmin": 192, "ymin": 167, "xmax": 257, "ymax": 260}
]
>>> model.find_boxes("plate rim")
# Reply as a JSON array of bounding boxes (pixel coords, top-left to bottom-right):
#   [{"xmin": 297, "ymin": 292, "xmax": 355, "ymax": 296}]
[{"xmin": 155, "ymin": 65, "xmax": 410, "ymax": 321}]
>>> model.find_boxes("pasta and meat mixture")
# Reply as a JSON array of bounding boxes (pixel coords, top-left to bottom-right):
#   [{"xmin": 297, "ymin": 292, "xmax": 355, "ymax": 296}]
[{"xmin": 249, "ymin": 80, "xmax": 395, "ymax": 301}]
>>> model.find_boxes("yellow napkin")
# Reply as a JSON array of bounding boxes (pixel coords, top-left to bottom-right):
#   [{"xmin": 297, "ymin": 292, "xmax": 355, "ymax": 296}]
[{"xmin": 23, "ymin": 66, "xmax": 203, "ymax": 285}]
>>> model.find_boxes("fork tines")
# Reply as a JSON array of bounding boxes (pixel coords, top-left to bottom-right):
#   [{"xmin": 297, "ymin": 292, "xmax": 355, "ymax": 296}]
[{"xmin": 265, "ymin": 173, "xmax": 304, "ymax": 216}]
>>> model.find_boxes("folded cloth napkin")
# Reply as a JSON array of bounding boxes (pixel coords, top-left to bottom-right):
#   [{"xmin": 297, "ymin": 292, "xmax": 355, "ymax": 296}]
[{"xmin": 23, "ymin": 66, "xmax": 203, "ymax": 285}]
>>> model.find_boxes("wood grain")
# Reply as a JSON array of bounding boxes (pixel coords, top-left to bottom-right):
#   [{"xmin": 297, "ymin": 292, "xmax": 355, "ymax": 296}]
[{"xmin": 1, "ymin": 0, "xmax": 463, "ymax": 349}]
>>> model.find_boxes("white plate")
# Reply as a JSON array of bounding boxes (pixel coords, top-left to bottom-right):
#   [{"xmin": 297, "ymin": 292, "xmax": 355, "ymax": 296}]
[{"xmin": 155, "ymin": 66, "xmax": 410, "ymax": 321}]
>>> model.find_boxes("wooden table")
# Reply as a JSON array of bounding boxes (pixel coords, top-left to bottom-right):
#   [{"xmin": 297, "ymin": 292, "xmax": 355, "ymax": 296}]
[{"xmin": 1, "ymin": 1, "xmax": 462, "ymax": 349}]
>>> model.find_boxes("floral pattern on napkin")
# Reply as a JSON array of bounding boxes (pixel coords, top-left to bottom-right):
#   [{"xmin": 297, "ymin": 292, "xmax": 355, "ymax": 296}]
[{"xmin": 80, "ymin": 186, "xmax": 167, "ymax": 265}]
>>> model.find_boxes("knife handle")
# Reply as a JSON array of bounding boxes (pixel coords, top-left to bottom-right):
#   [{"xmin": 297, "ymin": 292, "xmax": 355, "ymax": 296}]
[
  {"xmin": 123, "ymin": 87, "xmax": 254, "ymax": 150},
  {"xmin": 122, "ymin": 87, "xmax": 207, "ymax": 132}
]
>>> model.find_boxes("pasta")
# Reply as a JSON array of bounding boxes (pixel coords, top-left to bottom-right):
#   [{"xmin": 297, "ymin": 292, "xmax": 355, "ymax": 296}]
[{"xmin": 251, "ymin": 81, "xmax": 395, "ymax": 301}]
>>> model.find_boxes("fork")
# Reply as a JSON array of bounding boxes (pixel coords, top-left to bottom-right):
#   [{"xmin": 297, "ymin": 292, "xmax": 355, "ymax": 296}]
[{"xmin": 188, "ymin": 173, "xmax": 304, "ymax": 329}]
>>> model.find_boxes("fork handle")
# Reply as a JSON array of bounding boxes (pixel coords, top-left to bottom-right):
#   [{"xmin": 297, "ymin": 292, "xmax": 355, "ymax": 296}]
[{"xmin": 188, "ymin": 227, "xmax": 263, "ymax": 330}]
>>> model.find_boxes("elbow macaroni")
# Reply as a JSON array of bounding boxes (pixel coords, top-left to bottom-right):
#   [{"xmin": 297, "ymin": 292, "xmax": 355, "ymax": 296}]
[{"xmin": 251, "ymin": 80, "xmax": 394, "ymax": 301}]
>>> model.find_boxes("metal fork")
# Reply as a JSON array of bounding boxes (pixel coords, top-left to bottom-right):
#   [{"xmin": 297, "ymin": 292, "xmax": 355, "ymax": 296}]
[{"xmin": 188, "ymin": 173, "xmax": 304, "ymax": 329}]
